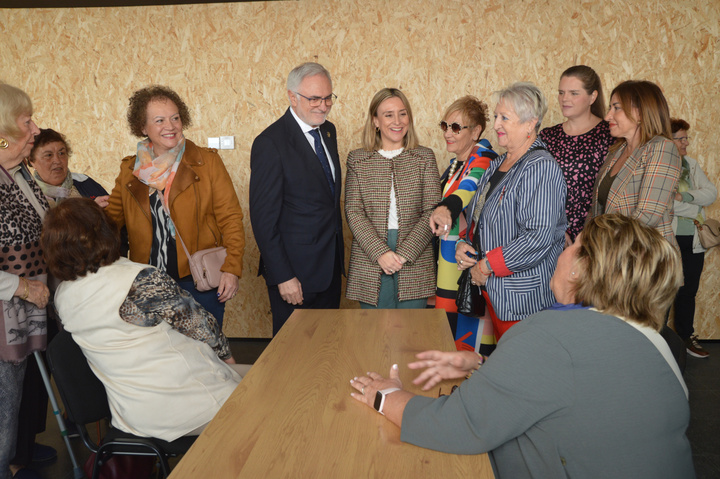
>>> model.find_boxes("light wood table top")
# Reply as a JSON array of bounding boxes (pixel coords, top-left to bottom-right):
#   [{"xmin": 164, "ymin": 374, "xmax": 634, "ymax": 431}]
[{"xmin": 171, "ymin": 309, "xmax": 495, "ymax": 478}]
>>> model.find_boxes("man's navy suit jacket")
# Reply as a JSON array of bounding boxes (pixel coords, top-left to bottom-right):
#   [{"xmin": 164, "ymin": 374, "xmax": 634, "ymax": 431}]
[{"xmin": 249, "ymin": 108, "xmax": 344, "ymax": 293}]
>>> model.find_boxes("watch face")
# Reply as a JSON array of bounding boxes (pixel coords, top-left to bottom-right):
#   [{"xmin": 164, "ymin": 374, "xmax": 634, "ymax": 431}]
[{"xmin": 374, "ymin": 391, "xmax": 383, "ymax": 411}]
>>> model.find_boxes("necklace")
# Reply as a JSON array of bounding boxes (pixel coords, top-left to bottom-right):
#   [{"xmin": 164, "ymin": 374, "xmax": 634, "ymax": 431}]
[{"xmin": 447, "ymin": 160, "xmax": 460, "ymax": 179}]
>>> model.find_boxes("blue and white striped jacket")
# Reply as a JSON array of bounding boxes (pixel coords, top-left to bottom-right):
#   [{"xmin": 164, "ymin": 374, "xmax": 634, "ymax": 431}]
[{"xmin": 465, "ymin": 139, "xmax": 566, "ymax": 323}]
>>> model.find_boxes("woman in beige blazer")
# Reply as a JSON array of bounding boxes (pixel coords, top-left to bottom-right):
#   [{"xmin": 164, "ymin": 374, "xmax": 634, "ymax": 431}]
[
  {"xmin": 587, "ymin": 80, "xmax": 681, "ymax": 247},
  {"xmin": 345, "ymin": 88, "xmax": 441, "ymax": 308}
]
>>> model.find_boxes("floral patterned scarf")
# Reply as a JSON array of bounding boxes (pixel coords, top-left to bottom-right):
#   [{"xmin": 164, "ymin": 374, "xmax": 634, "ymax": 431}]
[{"xmin": 132, "ymin": 137, "xmax": 186, "ymax": 208}]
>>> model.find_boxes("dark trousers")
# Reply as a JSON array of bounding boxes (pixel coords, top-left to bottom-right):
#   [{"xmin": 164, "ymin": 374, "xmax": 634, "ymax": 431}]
[
  {"xmin": 673, "ymin": 235, "xmax": 705, "ymax": 340},
  {"xmin": 267, "ymin": 252, "xmax": 342, "ymax": 336}
]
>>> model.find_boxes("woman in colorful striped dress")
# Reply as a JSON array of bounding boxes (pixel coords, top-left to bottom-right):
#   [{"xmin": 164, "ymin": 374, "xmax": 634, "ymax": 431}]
[{"xmin": 429, "ymin": 97, "xmax": 497, "ymax": 352}]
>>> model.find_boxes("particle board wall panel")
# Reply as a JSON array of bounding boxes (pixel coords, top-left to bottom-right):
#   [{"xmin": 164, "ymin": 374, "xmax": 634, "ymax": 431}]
[{"xmin": 2, "ymin": 0, "xmax": 719, "ymax": 338}]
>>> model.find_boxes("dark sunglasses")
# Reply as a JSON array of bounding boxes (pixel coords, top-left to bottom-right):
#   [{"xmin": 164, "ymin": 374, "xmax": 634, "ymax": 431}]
[{"xmin": 439, "ymin": 121, "xmax": 470, "ymax": 134}]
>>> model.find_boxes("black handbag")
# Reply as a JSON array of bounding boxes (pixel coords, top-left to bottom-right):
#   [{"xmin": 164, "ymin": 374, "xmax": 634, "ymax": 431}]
[{"xmin": 455, "ymin": 268, "xmax": 484, "ymax": 316}]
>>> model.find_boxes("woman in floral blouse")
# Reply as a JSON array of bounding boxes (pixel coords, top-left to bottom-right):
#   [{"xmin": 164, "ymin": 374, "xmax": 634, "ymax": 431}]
[{"xmin": 540, "ymin": 65, "xmax": 614, "ymax": 244}]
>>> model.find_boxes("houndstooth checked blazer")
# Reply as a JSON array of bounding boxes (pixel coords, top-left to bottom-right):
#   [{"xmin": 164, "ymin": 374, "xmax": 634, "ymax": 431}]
[{"xmin": 344, "ymin": 146, "xmax": 441, "ymax": 305}]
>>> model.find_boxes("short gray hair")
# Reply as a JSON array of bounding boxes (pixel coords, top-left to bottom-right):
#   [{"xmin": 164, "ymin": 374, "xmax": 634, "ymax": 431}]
[
  {"xmin": 287, "ymin": 62, "xmax": 332, "ymax": 92},
  {"xmin": 495, "ymin": 82, "xmax": 548, "ymax": 134}
]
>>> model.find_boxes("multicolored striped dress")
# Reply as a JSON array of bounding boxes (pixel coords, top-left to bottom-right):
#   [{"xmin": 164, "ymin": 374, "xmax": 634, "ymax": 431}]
[{"xmin": 434, "ymin": 140, "xmax": 497, "ymax": 319}]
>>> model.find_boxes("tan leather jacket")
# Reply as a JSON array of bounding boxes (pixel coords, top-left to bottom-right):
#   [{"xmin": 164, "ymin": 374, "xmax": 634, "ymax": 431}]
[{"xmin": 106, "ymin": 139, "xmax": 245, "ymax": 278}]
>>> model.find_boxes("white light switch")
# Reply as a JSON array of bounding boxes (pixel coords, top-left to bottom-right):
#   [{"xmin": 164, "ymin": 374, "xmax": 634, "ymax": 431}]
[
  {"xmin": 220, "ymin": 136, "xmax": 235, "ymax": 150},
  {"xmin": 208, "ymin": 137, "xmax": 220, "ymax": 149}
]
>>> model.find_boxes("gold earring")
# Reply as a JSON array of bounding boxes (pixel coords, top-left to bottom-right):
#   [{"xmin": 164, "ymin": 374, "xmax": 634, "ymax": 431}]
[{"xmin": 0, "ymin": 138, "xmax": 8, "ymax": 149}]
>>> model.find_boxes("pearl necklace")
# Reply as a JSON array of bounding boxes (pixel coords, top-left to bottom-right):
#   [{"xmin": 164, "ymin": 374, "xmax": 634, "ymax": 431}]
[{"xmin": 447, "ymin": 159, "xmax": 462, "ymax": 180}]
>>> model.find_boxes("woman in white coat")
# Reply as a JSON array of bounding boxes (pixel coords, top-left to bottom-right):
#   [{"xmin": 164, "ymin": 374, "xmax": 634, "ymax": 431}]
[{"xmin": 42, "ymin": 198, "xmax": 249, "ymax": 441}]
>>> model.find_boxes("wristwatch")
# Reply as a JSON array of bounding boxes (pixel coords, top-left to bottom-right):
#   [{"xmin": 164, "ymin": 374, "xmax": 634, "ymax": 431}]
[
  {"xmin": 484, "ymin": 258, "xmax": 493, "ymax": 274},
  {"xmin": 374, "ymin": 388, "xmax": 401, "ymax": 415}
]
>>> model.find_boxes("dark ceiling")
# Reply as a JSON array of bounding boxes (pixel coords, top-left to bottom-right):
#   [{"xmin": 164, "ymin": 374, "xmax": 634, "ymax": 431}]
[{"xmin": 1, "ymin": 1, "xmax": 273, "ymax": 7}]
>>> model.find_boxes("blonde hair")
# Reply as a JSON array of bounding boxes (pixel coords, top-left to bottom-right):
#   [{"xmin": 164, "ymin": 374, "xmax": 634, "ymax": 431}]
[
  {"xmin": 361, "ymin": 88, "xmax": 419, "ymax": 151},
  {"xmin": 0, "ymin": 83, "xmax": 33, "ymax": 140},
  {"xmin": 608, "ymin": 80, "xmax": 672, "ymax": 154},
  {"xmin": 574, "ymin": 214, "xmax": 682, "ymax": 331}
]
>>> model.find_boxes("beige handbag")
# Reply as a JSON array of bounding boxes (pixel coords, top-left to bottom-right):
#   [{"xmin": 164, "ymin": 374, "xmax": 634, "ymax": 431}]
[
  {"xmin": 695, "ymin": 219, "xmax": 720, "ymax": 250},
  {"xmin": 176, "ymin": 233, "xmax": 227, "ymax": 292},
  {"xmin": 161, "ymin": 195, "xmax": 227, "ymax": 291}
]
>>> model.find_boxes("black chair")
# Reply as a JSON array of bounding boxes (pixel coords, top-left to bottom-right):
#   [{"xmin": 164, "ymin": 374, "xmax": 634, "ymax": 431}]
[{"xmin": 46, "ymin": 329, "xmax": 197, "ymax": 479}]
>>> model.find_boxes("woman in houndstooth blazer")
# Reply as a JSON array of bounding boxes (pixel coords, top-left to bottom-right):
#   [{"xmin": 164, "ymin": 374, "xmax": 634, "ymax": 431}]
[{"xmin": 345, "ymin": 88, "xmax": 441, "ymax": 308}]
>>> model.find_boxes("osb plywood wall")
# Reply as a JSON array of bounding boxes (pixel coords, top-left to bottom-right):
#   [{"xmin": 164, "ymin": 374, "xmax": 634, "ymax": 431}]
[{"xmin": 2, "ymin": 0, "xmax": 719, "ymax": 338}]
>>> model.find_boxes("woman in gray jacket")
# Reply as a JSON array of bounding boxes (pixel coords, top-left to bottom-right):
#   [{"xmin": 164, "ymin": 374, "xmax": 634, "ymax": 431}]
[{"xmin": 670, "ymin": 118, "xmax": 717, "ymax": 358}]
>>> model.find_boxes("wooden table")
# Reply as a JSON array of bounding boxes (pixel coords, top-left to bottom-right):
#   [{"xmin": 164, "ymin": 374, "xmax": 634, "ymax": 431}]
[{"xmin": 170, "ymin": 309, "xmax": 495, "ymax": 478}]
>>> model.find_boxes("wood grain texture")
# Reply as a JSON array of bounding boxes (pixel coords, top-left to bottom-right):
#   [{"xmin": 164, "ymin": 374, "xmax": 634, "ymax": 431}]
[
  {"xmin": 169, "ymin": 309, "xmax": 494, "ymax": 478},
  {"xmin": 1, "ymin": 0, "xmax": 718, "ymax": 337}
]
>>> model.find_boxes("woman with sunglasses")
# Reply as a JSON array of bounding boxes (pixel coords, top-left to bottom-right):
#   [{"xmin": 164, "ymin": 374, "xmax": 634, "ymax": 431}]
[
  {"xmin": 670, "ymin": 118, "xmax": 716, "ymax": 359},
  {"xmin": 428, "ymin": 97, "xmax": 498, "ymax": 352},
  {"xmin": 539, "ymin": 65, "xmax": 614, "ymax": 244},
  {"xmin": 454, "ymin": 83, "xmax": 566, "ymax": 339},
  {"xmin": 345, "ymin": 88, "xmax": 441, "ymax": 308}
]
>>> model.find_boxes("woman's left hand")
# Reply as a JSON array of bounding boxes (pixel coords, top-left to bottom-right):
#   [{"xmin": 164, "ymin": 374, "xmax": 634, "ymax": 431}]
[
  {"xmin": 469, "ymin": 263, "xmax": 488, "ymax": 287},
  {"xmin": 350, "ymin": 364, "xmax": 403, "ymax": 408},
  {"xmin": 217, "ymin": 272, "xmax": 239, "ymax": 303}
]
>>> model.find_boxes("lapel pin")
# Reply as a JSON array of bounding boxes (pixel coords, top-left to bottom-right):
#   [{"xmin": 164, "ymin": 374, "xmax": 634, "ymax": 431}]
[{"xmin": 327, "ymin": 132, "xmax": 331, "ymax": 138}]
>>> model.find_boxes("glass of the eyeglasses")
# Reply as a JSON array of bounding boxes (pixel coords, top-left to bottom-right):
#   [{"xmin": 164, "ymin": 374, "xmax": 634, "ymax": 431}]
[
  {"xmin": 294, "ymin": 92, "xmax": 337, "ymax": 107},
  {"xmin": 673, "ymin": 136, "xmax": 690, "ymax": 142},
  {"xmin": 439, "ymin": 121, "xmax": 470, "ymax": 134}
]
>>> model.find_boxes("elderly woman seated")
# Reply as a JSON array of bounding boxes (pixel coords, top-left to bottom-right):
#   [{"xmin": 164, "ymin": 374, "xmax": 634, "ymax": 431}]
[
  {"xmin": 41, "ymin": 198, "xmax": 248, "ymax": 442},
  {"xmin": 349, "ymin": 214, "xmax": 693, "ymax": 478},
  {"xmin": 28, "ymin": 128, "xmax": 109, "ymax": 206}
]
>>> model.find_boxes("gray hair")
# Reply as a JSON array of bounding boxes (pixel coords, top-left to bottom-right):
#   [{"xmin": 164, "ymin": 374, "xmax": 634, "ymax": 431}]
[
  {"xmin": 0, "ymin": 83, "xmax": 33, "ymax": 140},
  {"xmin": 495, "ymin": 82, "xmax": 548, "ymax": 134},
  {"xmin": 286, "ymin": 62, "xmax": 332, "ymax": 92}
]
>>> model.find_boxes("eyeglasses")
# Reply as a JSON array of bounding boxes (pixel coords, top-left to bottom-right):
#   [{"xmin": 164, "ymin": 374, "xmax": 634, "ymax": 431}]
[
  {"xmin": 673, "ymin": 136, "xmax": 690, "ymax": 143},
  {"xmin": 439, "ymin": 121, "xmax": 470, "ymax": 134},
  {"xmin": 294, "ymin": 92, "xmax": 337, "ymax": 107}
]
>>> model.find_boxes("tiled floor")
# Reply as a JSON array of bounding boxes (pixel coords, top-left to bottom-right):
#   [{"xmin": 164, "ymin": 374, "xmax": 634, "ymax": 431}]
[{"xmin": 27, "ymin": 340, "xmax": 719, "ymax": 478}]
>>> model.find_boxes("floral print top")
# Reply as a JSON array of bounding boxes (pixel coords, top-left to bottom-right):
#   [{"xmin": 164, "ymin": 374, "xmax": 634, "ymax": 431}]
[{"xmin": 540, "ymin": 120, "xmax": 615, "ymax": 240}]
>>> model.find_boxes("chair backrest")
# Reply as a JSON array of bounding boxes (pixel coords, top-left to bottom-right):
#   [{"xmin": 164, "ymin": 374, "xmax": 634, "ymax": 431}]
[{"xmin": 46, "ymin": 329, "xmax": 111, "ymax": 425}]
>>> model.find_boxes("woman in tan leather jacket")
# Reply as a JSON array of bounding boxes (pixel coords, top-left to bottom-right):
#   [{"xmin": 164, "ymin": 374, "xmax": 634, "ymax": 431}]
[{"xmin": 106, "ymin": 85, "xmax": 244, "ymax": 328}]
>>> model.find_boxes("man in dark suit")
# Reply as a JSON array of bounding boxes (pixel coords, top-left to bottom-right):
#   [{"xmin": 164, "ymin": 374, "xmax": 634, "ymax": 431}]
[{"xmin": 250, "ymin": 62, "xmax": 344, "ymax": 335}]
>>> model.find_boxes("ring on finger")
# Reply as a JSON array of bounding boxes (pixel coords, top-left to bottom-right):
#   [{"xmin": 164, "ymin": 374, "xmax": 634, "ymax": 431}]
[
  {"xmin": 459, "ymin": 259, "xmax": 463, "ymax": 265},
  {"xmin": 361, "ymin": 386, "xmax": 365, "ymax": 395}
]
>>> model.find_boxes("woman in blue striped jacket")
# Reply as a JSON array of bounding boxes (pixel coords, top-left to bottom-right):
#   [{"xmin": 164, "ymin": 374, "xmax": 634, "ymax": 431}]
[{"xmin": 455, "ymin": 83, "xmax": 566, "ymax": 338}]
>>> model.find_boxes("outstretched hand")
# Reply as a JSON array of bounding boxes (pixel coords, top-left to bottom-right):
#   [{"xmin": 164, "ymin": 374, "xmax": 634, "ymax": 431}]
[{"xmin": 408, "ymin": 350, "xmax": 480, "ymax": 391}]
